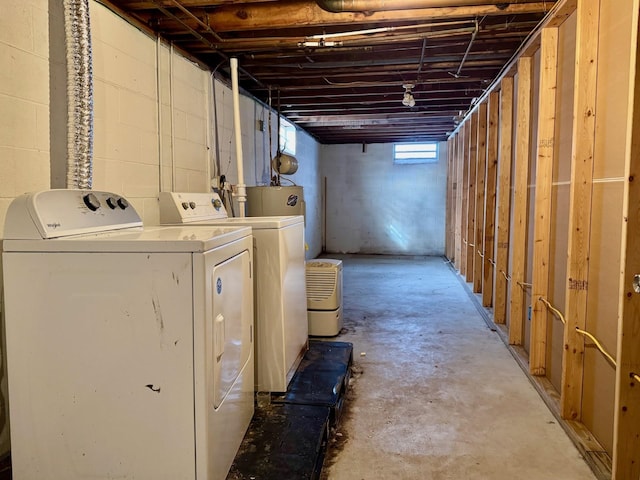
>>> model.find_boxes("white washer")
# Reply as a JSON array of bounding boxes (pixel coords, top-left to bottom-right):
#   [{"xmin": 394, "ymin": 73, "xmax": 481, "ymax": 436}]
[
  {"xmin": 159, "ymin": 191, "xmax": 308, "ymax": 393},
  {"xmin": 2, "ymin": 190, "xmax": 254, "ymax": 480}
]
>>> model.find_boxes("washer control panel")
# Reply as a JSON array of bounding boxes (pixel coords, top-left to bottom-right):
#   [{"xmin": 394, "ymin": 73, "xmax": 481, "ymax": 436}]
[
  {"xmin": 158, "ymin": 192, "xmax": 229, "ymax": 224},
  {"xmin": 3, "ymin": 190, "xmax": 143, "ymax": 239}
]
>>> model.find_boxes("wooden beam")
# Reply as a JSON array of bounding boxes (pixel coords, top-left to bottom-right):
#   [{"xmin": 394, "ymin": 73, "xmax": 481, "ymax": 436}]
[
  {"xmin": 560, "ymin": 0, "xmax": 600, "ymax": 423},
  {"xmin": 473, "ymin": 101, "xmax": 488, "ymax": 293},
  {"xmin": 509, "ymin": 56, "xmax": 533, "ymax": 346},
  {"xmin": 451, "ymin": 0, "xmax": 577, "ymax": 134},
  {"xmin": 454, "ymin": 131, "xmax": 463, "ymax": 270},
  {"xmin": 530, "ymin": 27, "xmax": 559, "ymax": 376},
  {"xmin": 482, "ymin": 91, "xmax": 499, "ymax": 308},
  {"xmin": 612, "ymin": 2, "xmax": 640, "ymax": 477},
  {"xmin": 460, "ymin": 122, "xmax": 470, "ymax": 277},
  {"xmin": 446, "ymin": 138, "xmax": 454, "ymax": 260},
  {"xmin": 208, "ymin": 2, "xmax": 556, "ymax": 32},
  {"xmin": 465, "ymin": 111, "xmax": 479, "ymax": 282},
  {"xmin": 494, "ymin": 76, "xmax": 514, "ymax": 324}
]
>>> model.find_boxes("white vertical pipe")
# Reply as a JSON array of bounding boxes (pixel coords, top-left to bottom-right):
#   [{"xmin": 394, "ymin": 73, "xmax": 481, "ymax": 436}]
[
  {"xmin": 230, "ymin": 58, "xmax": 247, "ymax": 217},
  {"xmin": 156, "ymin": 36, "xmax": 164, "ymax": 192}
]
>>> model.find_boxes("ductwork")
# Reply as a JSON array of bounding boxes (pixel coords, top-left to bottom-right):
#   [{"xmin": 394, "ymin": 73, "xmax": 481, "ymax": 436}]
[
  {"xmin": 316, "ymin": 0, "xmax": 536, "ymax": 12},
  {"xmin": 63, "ymin": 0, "xmax": 93, "ymax": 189}
]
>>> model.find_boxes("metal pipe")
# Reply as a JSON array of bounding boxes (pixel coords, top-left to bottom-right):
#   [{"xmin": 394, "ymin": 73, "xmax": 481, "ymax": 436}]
[
  {"xmin": 316, "ymin": 0, "xmax": 539, "ymax": 12},
  {"xmin": 230, "ymin": 58, "xmax": 247, "ymax": 217},
  {"xmin": 63, "ymin": 0, "xmax": 93, "ymax": 189}
]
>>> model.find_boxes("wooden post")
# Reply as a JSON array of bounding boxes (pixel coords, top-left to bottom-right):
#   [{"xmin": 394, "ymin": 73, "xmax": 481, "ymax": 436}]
[
  {"xmin": 530, "ymin": 27, "xmax": 559, "ymax": 376},
  {"xmin": 482, "ymin": 91, "xmax": 499, "ymax": 308},
  {"xmin": 454, "ymin": 131, "xmax": 462, "ymax": 269},
  {"xmin": 466, "ymin": 112, "xmax": 479, "ymax": 282},
  {"xmin": 494, "ymin": 77, "xmax": 514, "ymax": 324},
  {"xmin": 561, "ymin": 0, "xmax": 600, "ymax": 422},
  {"xmin": 460, "ymin": 123, "xmax": 469, "ymax": 277},
  {"xmin": 509, "ymin": 57, "xmax": 533, "ymax": 345},
  {"xmin": 612, "ymin": 1, "xmax": 640, "ymax": 477},
  {"xmin": 474, "ymin": 102, "xmax": 488, "ymax": 293},
  {"xmin": 446, "ymin": 138, "xmax": 454, "ymax": 260}
]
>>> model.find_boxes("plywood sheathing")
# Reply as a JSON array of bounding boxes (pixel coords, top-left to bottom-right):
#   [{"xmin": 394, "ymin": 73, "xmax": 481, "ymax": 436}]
[
  {"xmin": 482, "ymin": 92, "xmax": 499, "ymax": 308},
  {"xmin": 547, "ymin": 11, "xmax": 576, "ymax": 398},
  {"xmin": 530, "ymin": 27, "xmax": 559, "ymax": 376},
  {"xmin": 509, "ymin": 57, "xmax": 533, "ymax": 346},
  {"xmin": 494, "ymin": 77, "xmax": 514, "ymax": 325},
  {"xmin": 589, "ymin": 0, "xmax": 639, "ymax": 461}
]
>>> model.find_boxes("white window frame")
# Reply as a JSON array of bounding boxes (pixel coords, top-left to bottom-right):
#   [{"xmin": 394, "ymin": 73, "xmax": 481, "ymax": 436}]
[
  {"xmin": 393, "ymin": 142, "xmax": 438, "ymax": 164},
  {"xmin": 279, "ymin": 118, "xmax": 297, "ymax": 156}
]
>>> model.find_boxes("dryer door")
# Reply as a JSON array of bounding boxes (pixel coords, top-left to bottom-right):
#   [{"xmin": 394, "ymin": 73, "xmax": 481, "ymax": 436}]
[{"xmin": 207, "ymin": 249, "xmax": 252, "ymax": 409}]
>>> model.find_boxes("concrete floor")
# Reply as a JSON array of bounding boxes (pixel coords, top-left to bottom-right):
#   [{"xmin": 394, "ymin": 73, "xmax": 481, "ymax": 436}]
[{"xmin": 319, "ymin": 255, "xmax": 596, "ymax": 480}]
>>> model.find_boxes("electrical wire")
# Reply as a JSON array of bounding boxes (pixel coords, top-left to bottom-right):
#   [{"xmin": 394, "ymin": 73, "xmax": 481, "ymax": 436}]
[
  {"xmin": 500, "ymin": 270, "xmax": 511, "ymax": 281},
  {"xmin": 538, "ymin": 297, "xmax": 566, "ymax": 325},
  {"xmin": 575, "ymin": 328, "xmax": 617, "ymax": 368}
]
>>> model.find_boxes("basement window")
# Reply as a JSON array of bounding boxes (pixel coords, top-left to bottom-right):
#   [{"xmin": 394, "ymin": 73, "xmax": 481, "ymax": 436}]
[
  {"xmin": 279, "ymin": 119, "xmax": 297, "ymax": 155},
  {"xmin": 393, "ymin": 142, "xmax": 438, "ymax": 164}
]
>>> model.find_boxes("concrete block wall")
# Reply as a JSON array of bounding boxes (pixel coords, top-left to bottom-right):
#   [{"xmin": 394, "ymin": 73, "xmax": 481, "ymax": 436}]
[
  {"xmin": 321, "ymin": 143, "xmax": 447, "ymax": 255},
  {"xmin": 0, "ymin": 0, "xmax": 51, "ymax": 229},
  {"xmin": 0, "ymin": 0, "xmax": 51, "ymax": 458}
]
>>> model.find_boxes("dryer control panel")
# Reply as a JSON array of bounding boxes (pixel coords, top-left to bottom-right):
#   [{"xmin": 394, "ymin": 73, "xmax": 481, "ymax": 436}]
[
  {"xmin": 159, "ymin": 192, "xmax": 229, "ymax": 224},
  {"xmin": 3, "ymin": 190, "xmax": 143, "ymax": 239}
]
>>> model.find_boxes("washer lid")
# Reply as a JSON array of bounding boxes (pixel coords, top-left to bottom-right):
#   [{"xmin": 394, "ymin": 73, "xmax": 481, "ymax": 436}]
[{"xmin": 2, "ymin": 225, "xmax": 252, "ymax": 253}]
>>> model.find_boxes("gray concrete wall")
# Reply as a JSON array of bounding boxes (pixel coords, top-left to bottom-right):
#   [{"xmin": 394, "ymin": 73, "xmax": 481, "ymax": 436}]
[{"xmin": 320, "ymin": 142, "xmax": 447, "ymax": 255}]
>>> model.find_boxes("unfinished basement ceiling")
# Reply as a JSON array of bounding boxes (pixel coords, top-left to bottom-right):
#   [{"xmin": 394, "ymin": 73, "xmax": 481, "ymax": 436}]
[{"xmin": 102, "ymin": 0, "xmax": 556, "ymax": 144}]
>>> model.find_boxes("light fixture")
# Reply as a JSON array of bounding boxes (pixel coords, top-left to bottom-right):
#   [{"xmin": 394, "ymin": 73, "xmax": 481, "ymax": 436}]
[{"xmin": 402, "ymin": 83, "xmax": 416, "ymax": 107}]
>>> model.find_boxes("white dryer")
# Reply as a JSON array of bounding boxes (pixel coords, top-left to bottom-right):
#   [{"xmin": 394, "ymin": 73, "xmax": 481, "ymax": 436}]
[
  {"xmin": 2, "ymin": 190, "xmax": 254, "ymax": 480},
  {"xmin": 159, "ymin": 191, "xmax": 308, "ymax": 393}
]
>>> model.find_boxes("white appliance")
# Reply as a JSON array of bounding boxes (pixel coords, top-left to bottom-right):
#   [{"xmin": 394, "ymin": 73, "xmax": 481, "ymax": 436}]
[
  {"xmin": 246, "ymin": 186, "xmax": 305, "ymax": 217},
  {"xmin": 306, "ymin": 259, "xmax": 343, "ymax": 336},
  {"xmin": 1, "ymin": 190, "xmax": 254, "ymax": 480},
  {"xmin": 159, "ymin": 191, "xmax": 308, "ymax": 393}
]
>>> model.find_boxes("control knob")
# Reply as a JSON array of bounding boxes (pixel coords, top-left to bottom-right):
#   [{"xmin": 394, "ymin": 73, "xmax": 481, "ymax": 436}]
[
  {"xmin": 83, "ymin": 193, "xmax": 101, "ymax": 211},
  {"xmin": 117, "ymin": 197, "xmax": 129, "ymax": 210},
  {"xmin": 106, "ymin": 197, "xmax": 118, "ymax": 209},
  {"xmin": 189, "ymin": 202, "xmax": 196, "ymax": 209},
  {"xmin": 212, "ymin": 198, "xmax": 222, "ymax": 210},
  {"xmin": 181, "ymin": 202, "xmax": 189, "ymax": 210}
]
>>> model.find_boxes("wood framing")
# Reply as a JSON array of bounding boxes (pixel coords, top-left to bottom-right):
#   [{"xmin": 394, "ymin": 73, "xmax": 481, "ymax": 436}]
[
  {"xmin": 494, "ymin": 77, "xmax": 514, "ymax": 324},
  {"xmin": 509, "ymin": 56, "xmax": 533, "ymax": 345},
  {"xmin": 530, "ymin": 27, "xmax": 559, "ymax": 376},
  {"xmin": 460, "ymin": 123, "xmax": 470, "ymax": 277},
  {"xmin": 466, "ymin": 111, "xmax": 479, "ymax": 282},
  {"xmin": 482, "ymin": 91, "xmax": 500, "ymax": 308},
  {"xmin": 613, "ymin": 2, "xmax": 640, "ymax": 477},
  {"xmin": 446, "ymin": 138, "xmax": 454, "ymax": 260},
  {"xmin": 561, "ymin": 0, "xmax": 600, "ymax": 422},
  {"xmin": 474, "ymin": 101, "xmax": 489, "ymax": 294},
  {"xmin": 454, "ymin": 131, "xmax": 462, "ymax": 269}
]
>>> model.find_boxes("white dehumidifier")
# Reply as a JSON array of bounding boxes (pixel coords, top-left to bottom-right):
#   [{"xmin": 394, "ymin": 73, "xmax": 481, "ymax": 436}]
[{"xmin": 306, "ymin": 259, "xmax": 343, "ymax": 336}]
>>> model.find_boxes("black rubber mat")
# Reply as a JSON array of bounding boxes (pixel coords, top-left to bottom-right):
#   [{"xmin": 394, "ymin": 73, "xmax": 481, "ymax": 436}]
[
  {"xmin": 228, "ymin": 341, "xmax": 353, "ymax": 480},
  {"xmin": 228, "ymin": 403, "xmax": 330, "ymax": 480},
  {"xmin": 272, "ymin": 341, "xmax": 353, "ymax": 425}
]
